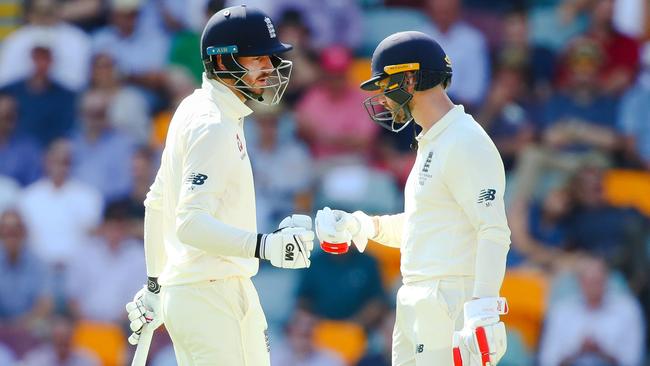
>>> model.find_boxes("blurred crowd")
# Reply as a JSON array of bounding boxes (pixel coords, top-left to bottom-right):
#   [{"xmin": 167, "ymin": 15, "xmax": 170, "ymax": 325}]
[{"xmin": 0, "ymin": 0, "xmax": 648, "ymax": 365}]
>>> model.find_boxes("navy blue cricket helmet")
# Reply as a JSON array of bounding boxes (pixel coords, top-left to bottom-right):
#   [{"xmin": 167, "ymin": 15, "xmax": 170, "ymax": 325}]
[
  {"xmin": 361, "ymin": 31, "xmax": 452, "ymax": 132},
  {"xmin": 201, "ymin": 5, "xmax": 293, "ymax": 105}
]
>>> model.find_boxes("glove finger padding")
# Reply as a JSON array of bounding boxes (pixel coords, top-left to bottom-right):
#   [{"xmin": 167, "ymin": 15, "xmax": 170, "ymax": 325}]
[
  {"xmin": 316, "ymin": 208, "xmax": 352, "ymax": 254},
  {"xmin": 278, "ymin": 214, "xmax": 312, "ymax": 230}
]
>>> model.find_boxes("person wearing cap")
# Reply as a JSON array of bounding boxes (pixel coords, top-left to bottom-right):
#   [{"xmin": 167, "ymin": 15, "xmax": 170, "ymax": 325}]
[
  {"xmin": 314, "ymin": 31, "xmax": 511, "ymax": 366},
  {"xmin": 123, "ymin": 5, "xmax": 314, "ymax": 366}
]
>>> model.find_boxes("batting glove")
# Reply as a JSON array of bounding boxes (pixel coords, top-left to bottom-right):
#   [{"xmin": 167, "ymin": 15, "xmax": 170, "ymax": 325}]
[
  {"xmin": 125, "ymin": 279, "xmax": 163, "ymax": 345},
  {"xmin": 453, "ymin": 297, "xmax": 508, "ymax": 366},
  {"xmin": 315, "ymin": 207, "xmax": 374, "ymax": 254},
  {"xmin": 256, "ymin": 214, "xmax": 314, "ymax": 269}
]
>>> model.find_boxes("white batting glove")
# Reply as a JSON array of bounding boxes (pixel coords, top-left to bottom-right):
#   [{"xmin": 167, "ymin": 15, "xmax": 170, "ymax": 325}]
[
  {"xmin": 125, "ymin": 281, "xmax": 163, "ymax": 345},
  {"xmin": 315, "ymin": 207, "xmax": 352, "ymax": 254},
  {"xmin": 452, "ymin": 297, "xmax": 508, "ymax": 366},
  {"xmin": 256, "ymin": 214, "xmax": 314, "ymax": 269},
  {"xmin": 316, "ymin": 207, "xmax": 374, "ymax": 253}
]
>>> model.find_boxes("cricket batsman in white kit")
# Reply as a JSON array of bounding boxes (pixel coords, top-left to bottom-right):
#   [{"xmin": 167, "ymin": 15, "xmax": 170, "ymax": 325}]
[
  {"xmin": 123, "ymin": 5, "xmax": 315, "ymax": 365},
  {"xmin": 315, "ymin": 31, "xmax": 511, "ymax": 366}
]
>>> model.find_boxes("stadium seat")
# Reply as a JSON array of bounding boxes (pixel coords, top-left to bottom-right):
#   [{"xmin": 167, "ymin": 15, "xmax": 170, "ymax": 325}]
[
  {"xmin": 72, "ymin": 321, "xmax": 127, "ymax": 366},
  {"xmin": 313, "ymin": 320, "xmax": 367, "ymax": 365},
  {"xmin": 602, "ymin": 169, "xmax": 650, "ymax": 217},
  {"xmin": 499, "ymin": 268, "xmax": 549, "ymax": 351}
]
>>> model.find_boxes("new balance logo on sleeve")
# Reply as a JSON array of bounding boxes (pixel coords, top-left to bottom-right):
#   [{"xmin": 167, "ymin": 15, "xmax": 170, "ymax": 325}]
[
  {"xmin": 477, "ymin": 189, "xmax": 496, "ymax": 204},
  {"xmin": 284, "ymin": 242, "xmax": 295, "ymax": 261},
  {"xmin": 186, "ymin": 173, "xmax": 208, "ymax": 186}
]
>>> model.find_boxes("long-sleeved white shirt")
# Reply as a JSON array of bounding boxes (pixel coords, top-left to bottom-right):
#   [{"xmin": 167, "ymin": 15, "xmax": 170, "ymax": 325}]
[
  {"xmin": 145, "ymin": 75, "xmax": 261, "ymax": 286},
  {"xmin": 373, "ymin": 105, "xmax": 511, "ymax": 297}
]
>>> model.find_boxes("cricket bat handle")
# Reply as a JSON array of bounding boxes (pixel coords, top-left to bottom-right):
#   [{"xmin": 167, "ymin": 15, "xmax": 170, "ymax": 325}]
[{"xmin": 131, "ymin": 327, "xmax": 154, "ymax": 366}]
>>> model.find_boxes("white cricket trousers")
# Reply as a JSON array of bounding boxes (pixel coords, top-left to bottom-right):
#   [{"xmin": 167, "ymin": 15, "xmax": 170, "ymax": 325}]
[
  {"xmin": 393, "ymin": 276, "xmax": 474, "ymax": 366},
  {"xmin": 161, "ymin": 277, "xmax": 270, "ymax": 366}
]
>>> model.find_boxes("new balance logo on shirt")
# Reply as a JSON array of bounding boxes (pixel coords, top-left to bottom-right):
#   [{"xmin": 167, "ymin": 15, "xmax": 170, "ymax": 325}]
[
  {"xmin": 477, "ymin": 189, "xmax": 496, "ymax": 204},
  {"xmin": 186, "ymin": 173, "xmax": 208, "ymax": 186}
]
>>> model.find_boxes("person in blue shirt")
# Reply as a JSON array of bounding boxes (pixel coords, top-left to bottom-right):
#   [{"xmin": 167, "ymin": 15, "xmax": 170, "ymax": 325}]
[
  {"xmin": 0, "ymin": 94, "xmax": 42, "ymax": 186},
  {"xmin": 0, "ymin": 44, "xmax": 76, "ymax": 147}
]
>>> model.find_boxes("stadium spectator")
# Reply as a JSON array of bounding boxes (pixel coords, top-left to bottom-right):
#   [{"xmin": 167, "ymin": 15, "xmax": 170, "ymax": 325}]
[
  {"xmin": 564, "ymin": 166, "xmax": 647, "ymax": 283},
  {"xmin": 496, "ymin": 8, "xmax": 556, "ymax": 99},
  {"xmin": 0, "ymin": 43, "xmax": 77, "ymax": 147},
  {"xmin": 92, "ymin": 0, "xmax": 170, "ymax": 91},
  {"xmin": 271, "ymin": 309, "xmax": 346, "ymax": 366},
  {"xmin": 18, "ymin": 140, "xmax": 103, "ymax": 267},
  {"xmin": 71, "ymin": 90, "xmax": 136, "ymax": 201},
  {"xmin": 538, "ymin": 255, "xmax": 645, "ymax": 366},
  {"xmin": 0, "ymin": 342, "xmax": 15, "ymax": 366},
  {"xmin": 21, "ymin": 314, "xmax": 100, "ymax": 366},
  {"xmin": 0, "ymin": 0, "xmax": 92, "ymax": 91},
  {"xmin": 297, "ymin": 249, "xmax": 386, "ymax": 330},
  {"xmin": 618, "ymin": 43, "xmax": 650, "ymax": 169},
  {"xmin": 58, "ymin": 0, "xmax": 105, "ymax": 32},
  {"xmin": 585, "ymin": 0, "xmax": 640, "ymax": 95},
  {"xmin": 89, "ymin": 53, "xmax": 151, "ymax": 144},
  {"xmin": 0, "ymin": 209, "xmax": 52, "ymax": 325},
  {"xmin": 0, "ymin": 94, "xmax": 42, "ymax": 186},
  {"xmin": 424, "ymin": 0, "xmax": 490, "ymax": 107},
  {"xmin": 296, "ymin": 46, "xmax": 379, "ymax": 162},
  {"xmin": 477, "ymin": 60, "xmax": 535, "ymax": 172},
  {"xmin": 150, "ymin": 67, "xmax": 197, "ymax": 149},
  {"xmin": 125, "ymin": 145, "xmax": 157, "ymax": 221},
  {"xmin": 528, "ymin": 0, "xmax": 591, "ymax": 52},
  {"xmin": 65, "ymin": 200, "xmax": 145, "ymax": 323},
  {"xmin": 275, "ymin": 9, "xmax": 319, "ymax": 107},
  {"xmin": 247, "ymin": 103, "xmax": 313, "ymax": 232}
]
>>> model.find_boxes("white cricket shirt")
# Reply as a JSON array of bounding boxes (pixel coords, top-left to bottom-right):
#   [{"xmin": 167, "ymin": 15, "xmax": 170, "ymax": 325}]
[
  {"xmin": 145, "ymin": 76, "xmax": 260, "ymax": 286},
  {"xmin": 375, "ymin": 105, "xmax": 511, "ymax": 297}
]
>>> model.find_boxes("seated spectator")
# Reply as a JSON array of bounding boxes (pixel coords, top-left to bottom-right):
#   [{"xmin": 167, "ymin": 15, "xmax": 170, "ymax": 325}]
[
  {"xmin": 538, "ymin": 255, "xmax": 645, "ymax": 366},
  {"xmin": 0, "ymin": 43, "xmax": 77, "ymax": 147},
  {"xmin": 65, "ymin": 200, "xmax": 145, "ymax": 323},
  {"xmin": 0, "ymin": 94, "xmax": 42, "ymax": 186},
  {"xmin": 275, "ymin": 9, "xmax": 319, "ymax": 107},
  {"xmin": 297, "ymin": 249, "xmax": 386, "ymax": 330},
  {"xmin": 618, "ymin": 43, "xmax": 650, "ymax": 169},
  {"xmin": 126, "ymin": 145, "xmax": 157, "ymax": 220},
  {"xmin": 585, "ymin": 0, "xmax": 639, "ymax": 95},
  {"xmin": 542, "ymin": 38, "xmax": 620, "ymax": 153},
  {"xmin": 508, "ymin": 186, "xmax": 575, "ymax": 270},
  {"xmin": 71, "ymin": 90, "xmax": 136, "ymax": 201},
  {"xmin": 21, "ymin": 314, "xmax": 100, "ymax": 366},
  {"xmin": 477, "ymin": 61, "xmax": 535, "ymax": 172},
  {"xmin": 564, "ymin": 166, "xmax": 647, "ymax": 284},
  {"xmin": 89, "ymin": 53, "xmax": 151, "ymax": 144},
  {"xmin": 0, "ymin": 0, "xmax": 92, "ymax": 91},
  {"xmin": 247, "ymin": 103, "xmax": 313, "ymax": 232},
  {"xmin": 512, "ymin": 39, "xmax": 623, "ymax": 203},
  {"xmin": 496, "ymin": 8, "xmax": 556, "ymax": 99},
  {"xmin": 92, "ymin": 0, "xmax": 170, "ymax": 91},
  {"xmin": 424, "ymin": 0, "xmax": 489, "ymax": 107},
  {"xmin": 356, "ymin": 311, "xmax": 394, "ymax": 366},
  {"xmin": 296, "ymin": 46, "xmax": 379, "ymax": 162},
  {"xmin": 18, "ymin": 140, "xmax": 103, "ymax": 266},
  {"xmin": 0, "ymin": 209, "xmax": 52, "ymax": 326},
  {"xmin": 271, "ymin": 309, "xmax": 346, "ymax": 366}
]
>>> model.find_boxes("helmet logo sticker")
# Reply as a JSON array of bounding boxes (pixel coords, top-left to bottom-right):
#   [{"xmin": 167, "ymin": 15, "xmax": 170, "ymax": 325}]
[
  {"xmin": 444, "ymin": 55, "xmax": 452, "ymax": 67},
  {"xmin": 264, "ymin": 17, "xmax": 276, "ymax": 39}
]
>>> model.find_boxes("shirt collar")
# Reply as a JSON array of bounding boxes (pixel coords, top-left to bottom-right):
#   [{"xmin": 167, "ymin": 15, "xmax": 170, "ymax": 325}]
[
  {"xmin": 201, "ymin": 74, "xmax": 253, "ymax": 121},
  {"xmin": 416, "ymin": 104, "xmax": 464, "ymax": 143}
]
